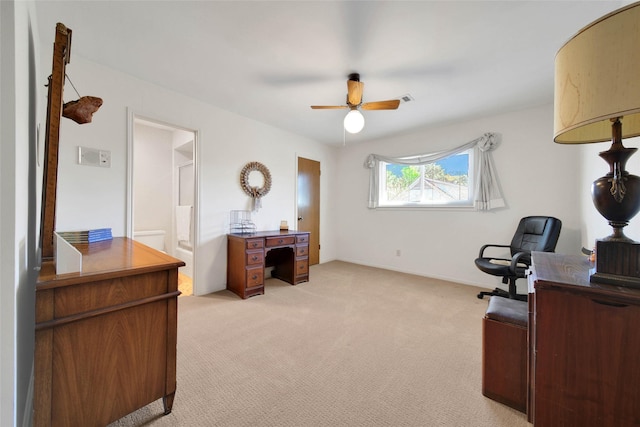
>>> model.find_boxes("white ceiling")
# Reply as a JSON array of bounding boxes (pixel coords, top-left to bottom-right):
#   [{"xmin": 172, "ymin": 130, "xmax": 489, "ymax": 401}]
[{"xmin": 34, "ymin": 1, "xmax": 622, "ymax": 145}]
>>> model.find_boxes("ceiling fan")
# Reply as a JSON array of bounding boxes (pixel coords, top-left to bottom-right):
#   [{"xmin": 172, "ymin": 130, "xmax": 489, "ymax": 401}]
[{"xmin": 311, "ymin": 73, "xmax": 400, "ymax": 134}]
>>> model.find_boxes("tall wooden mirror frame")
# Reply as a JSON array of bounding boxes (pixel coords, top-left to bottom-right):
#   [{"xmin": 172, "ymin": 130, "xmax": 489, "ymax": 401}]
[{"xmin": 40, "ymin": 23, "xmax": 72, "ymax": 260}]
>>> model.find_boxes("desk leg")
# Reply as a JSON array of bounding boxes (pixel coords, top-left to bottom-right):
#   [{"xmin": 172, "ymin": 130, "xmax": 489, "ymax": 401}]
[
  {"xmin": 163, "ymin": 392, "xmax": 175, "ymax": 415},
  {"xmin": 164, "ymin": 271, "xmax": 178, "ymax": 415}
]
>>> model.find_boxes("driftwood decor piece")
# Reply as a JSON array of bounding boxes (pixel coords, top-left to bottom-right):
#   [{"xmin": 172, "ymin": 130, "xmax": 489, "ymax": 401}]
[
  {"xmin": 240, "ymin": 161, "xmax": 272, "ymax": 211},
  {"xmin": 62, "ymin": 95, "xmax": 103, "ymax": 124}
]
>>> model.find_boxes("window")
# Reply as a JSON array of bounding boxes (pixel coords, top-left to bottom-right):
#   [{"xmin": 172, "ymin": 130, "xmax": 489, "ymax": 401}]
[
  {"xmin": 365, "ymin": 133, "xmax": 504, "ymax": 210},
  {"xmin": 378, "ymin": 149, "xmax": 474, "ymax": 207}
]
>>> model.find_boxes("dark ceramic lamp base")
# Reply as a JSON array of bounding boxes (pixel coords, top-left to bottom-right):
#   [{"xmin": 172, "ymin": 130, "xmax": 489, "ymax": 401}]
[{"xmin": 590, "ymin": 119, "xmax": 640, "ymax": 287}]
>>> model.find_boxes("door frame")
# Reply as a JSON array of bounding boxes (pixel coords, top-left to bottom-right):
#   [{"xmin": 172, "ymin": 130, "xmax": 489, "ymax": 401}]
[{"xmin": 126, "ymin": 109, "xmax": 200, "ymax": 293}]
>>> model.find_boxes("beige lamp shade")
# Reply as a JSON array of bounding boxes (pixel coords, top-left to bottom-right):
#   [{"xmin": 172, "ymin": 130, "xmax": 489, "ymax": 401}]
[{"xmin": 554, "ymin": 2, "xmax": 640, "ymax": 144}]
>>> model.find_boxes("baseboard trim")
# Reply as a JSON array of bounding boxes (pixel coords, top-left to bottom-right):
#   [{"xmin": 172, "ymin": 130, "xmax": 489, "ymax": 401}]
[{"xmin": 334, "ymin": 258, "xmax": 491, "ymax": 288}]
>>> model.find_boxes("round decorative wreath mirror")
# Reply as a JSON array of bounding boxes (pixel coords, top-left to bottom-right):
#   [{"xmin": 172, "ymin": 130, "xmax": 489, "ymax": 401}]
[{"xmin": 240, "ymin": 161, "xmax": 272, "ymax": 211}]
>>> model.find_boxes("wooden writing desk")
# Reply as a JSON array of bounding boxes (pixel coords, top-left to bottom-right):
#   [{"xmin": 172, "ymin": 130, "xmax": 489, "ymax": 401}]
[
  {"xmin": 34, "ymin": 237, "xmax": 184, "ymax": 426},
  {"xmin": 227, "ymin": 230, "xmax": 310, "ymax": 298},
  {"xmin": 529, "ymin": 252, "xmax": 640, "ymax": 426}
]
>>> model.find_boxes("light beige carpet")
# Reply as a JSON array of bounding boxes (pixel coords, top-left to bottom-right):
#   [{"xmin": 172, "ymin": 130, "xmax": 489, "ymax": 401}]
[{"xmin": 110, "ymin": 261, "xmax": 530, "ymax": 426}]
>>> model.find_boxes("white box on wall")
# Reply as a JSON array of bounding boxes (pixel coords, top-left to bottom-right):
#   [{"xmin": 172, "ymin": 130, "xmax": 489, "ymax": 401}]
[{"xmin": 78, "ymin": 146, "xmax": 111, "ymax": 167}]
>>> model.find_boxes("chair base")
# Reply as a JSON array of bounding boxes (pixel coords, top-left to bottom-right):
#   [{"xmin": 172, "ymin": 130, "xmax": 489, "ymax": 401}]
[{"xmin": 477, "ymin": 287, "xmax": 527, "ymax": 301}]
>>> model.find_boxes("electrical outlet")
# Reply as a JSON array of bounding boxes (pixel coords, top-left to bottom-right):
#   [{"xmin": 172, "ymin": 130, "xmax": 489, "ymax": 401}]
[
  {"xmin": 396, "ymin": 249, "xmax": 401, "ymax": 256},
  {"xmin": 99, "ymin": 150, "xmax": 111, "ymax": 168}
]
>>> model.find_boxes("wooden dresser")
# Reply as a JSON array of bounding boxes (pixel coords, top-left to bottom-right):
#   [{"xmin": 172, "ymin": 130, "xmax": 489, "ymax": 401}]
[
  {"xmin": 529, "ymin": 252, "xmax": 640, "ymax": 426},
  {"xmin": 34, "ymin": 238, "xmax": 185, "ymax": 427},
  {"xmin": 227, "ymin": 230, "xmax": 310, "ymax": 299}
]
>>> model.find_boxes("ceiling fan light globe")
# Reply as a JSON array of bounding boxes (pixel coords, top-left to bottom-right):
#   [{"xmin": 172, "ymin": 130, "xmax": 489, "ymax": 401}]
[{"xmin": 344, "ymin": 110, "xmax": 365, "ymax": 134}]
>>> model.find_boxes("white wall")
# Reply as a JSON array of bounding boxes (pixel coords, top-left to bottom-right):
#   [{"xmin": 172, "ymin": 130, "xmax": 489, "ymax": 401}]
[
  {"xmin": 1, "ymin": 2, "xmax": 41, "ymax": 426},
  {"xmin": 41, "ymin": 52, "xmax": 339, "ymax": 296},
  {"xmin": 133, "ymin": 123, "xmax": 173, "ymax": 238},
  {"xmin": 335, "ymin": 104, "xmax": 583, "ymax": 292}
]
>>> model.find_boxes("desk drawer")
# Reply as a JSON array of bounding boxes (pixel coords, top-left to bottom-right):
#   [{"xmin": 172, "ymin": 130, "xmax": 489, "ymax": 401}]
[
  {"xmin": 246, "ymin": 239, "xmax": 264, "ymax": 250},
  {"xmin": 295, "ymin": 259, "xmax": 309, "ymax": 275},
  {"xmin": 246, "ymin": 250, "xmax": 264, "ymax": 265},
  {"xmin": 296, "ymin": 234, "xmax": 309, "ymax": 244},
  {"xmin": 296, "ymin": 245, "xmax": 308, "ymax": 257},
  {"xmin": 266, "ymin": 236, "xmax": 295, "ymax": 247},
  {"xmin": 246, "ymin": 267, "xmax": 263, "ymax": 288},
  {"xmin": 53, "ymin": 271, "xmax": 169, "ymax": 317}
]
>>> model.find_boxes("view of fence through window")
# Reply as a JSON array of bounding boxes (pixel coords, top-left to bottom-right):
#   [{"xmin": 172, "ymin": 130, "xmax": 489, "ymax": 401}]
[{"xmin": 380, "ymin": 150, "xmax": 472, "ymax": 206}]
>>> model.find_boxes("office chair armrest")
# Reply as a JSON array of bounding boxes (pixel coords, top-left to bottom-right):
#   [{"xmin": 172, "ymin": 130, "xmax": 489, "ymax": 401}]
[
  {"xmin": 509, "ymin": 251, "xmax": 531, "ymax": 274},
  {"xmin": 479, "ymin": 244, "xmax": 511, "ymax": 258}
]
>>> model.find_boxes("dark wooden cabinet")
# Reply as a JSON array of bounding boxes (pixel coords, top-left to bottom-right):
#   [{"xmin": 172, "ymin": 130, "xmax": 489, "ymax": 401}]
[
  {"xmin": 34, "ymin": 238, "xmax": 184, "ymax": 426},
  {"xmin": 227, "ymin": 230, "xmax": 310, "ymax": 299},
  {"xmin": 530, "ymin": 252, "xmax": 640, "ymax": 426}
]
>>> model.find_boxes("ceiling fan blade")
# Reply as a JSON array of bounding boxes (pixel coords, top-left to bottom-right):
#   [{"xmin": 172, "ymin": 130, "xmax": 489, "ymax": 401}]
[
  {"xmin": 361, "ymin": 99, "xmax": 401, "ymax": 110},
  {"xmin": 310, "ymin": 105, "xmax": 349, "ymax": 109},
  {"xmin": 347, "ymin": 80, "xmax": 363, "ymax": 105}
]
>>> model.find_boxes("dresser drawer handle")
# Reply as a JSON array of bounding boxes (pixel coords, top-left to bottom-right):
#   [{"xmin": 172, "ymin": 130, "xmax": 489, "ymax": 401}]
[
  {"xmin": 278, "ymin": 239, "xmax": 284, "ymax": 244},
  {"xmin": 251, "ymin": 256, "xmax": 259, "ymax": 261},
  {"xmin": 592, "ymin": 299, "xmax": 628, "ymax": 308},
  {"xmin": 251, "ymin": 275, "xmax": 258, "ymax": 280},
  {"xmin": 252, "ymin": 243, "xmax": 258, "ymax": 247}
]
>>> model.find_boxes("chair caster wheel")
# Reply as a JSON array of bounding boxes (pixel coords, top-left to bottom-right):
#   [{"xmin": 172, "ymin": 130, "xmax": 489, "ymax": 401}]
[{"xmin": 477, "ymin": 293, "xmax": 484, "ymax": 299}]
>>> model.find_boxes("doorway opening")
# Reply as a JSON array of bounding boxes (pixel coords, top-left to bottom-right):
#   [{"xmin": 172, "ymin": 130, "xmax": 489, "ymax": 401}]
[{"xmin": 127, "ymin": 114, "xmax": 198, "ymax": 296}]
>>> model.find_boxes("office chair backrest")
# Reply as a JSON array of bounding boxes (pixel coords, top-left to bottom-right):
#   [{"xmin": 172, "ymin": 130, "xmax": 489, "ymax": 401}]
[{"xmin": 510, "ymin": 216, "xmax": 562, "ymax": 262}]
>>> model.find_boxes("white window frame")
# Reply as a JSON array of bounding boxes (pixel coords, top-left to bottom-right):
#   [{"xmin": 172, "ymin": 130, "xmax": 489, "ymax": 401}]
[
  {"xmin": 365, "ymin": 133, "xmax": 504, "ymax": 211},
  {"xmin": 377, "ymin": 148, "xmax": 475, "ymax": 209}
]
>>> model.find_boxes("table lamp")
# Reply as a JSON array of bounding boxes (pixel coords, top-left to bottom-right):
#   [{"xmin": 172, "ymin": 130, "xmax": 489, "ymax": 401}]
[{"xmin": 554, "ymin": 2, "xmax": 640, "ymax": 287}]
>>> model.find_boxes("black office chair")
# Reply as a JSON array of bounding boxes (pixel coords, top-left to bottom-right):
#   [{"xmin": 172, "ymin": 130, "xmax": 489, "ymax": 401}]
[{"xmin": 475, "ymin": 216, "xmax": 562, "ymax": 301}]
